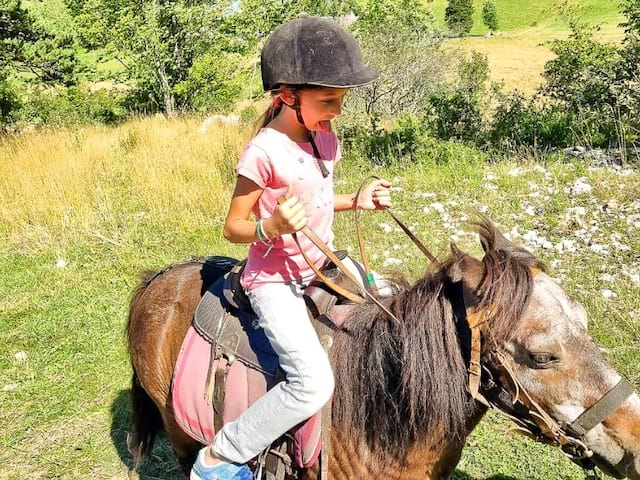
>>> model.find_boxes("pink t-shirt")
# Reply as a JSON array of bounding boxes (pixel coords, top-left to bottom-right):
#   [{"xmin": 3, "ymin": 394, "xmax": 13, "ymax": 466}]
[{"xmin": 236, "ymin": 127, "xmax": 341, "ymax": 290}]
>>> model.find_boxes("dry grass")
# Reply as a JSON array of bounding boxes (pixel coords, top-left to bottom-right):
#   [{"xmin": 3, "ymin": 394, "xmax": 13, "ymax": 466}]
[
  {"xmin": 450, "ymin": 22, "xmax": 625, "ymax": 95},
  {"xmin": 0, "ymin": 116, "xmax": 248, "ymax": 251}
]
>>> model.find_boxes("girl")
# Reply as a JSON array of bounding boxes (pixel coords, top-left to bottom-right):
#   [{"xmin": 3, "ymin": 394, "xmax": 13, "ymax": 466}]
[{"xmin": 191, "ymin": 16, "xmax": 392, "ymax": 480}]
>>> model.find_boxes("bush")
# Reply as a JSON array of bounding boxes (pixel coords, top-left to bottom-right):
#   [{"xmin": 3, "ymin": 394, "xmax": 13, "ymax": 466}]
[
  {"xmin": 346, "ymin": 0, "xmax": 451, "ymax": 133},
  {"xmin": 17, "ymin": 86, "xmax": 127, "ymax": 126},
  {"xmin": 426, "ymin": 52, "xmax": 490, "ymax": 142},
  {"xmin": 488, "ymin": 93, "xmax": 575, "ymax": 149},
  {"xmin": 0, "ymin": 76, "xmax": 20, "ymax": 129}
]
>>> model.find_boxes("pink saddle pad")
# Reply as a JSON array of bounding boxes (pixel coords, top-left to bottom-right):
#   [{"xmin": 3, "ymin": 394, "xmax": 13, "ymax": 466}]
[{"xmin": 171, "ymin": 326, "xmax": 322, "ymax": 468}]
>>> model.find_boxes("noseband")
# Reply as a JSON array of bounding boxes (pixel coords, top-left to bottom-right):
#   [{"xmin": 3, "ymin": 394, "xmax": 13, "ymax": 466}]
[{"xmin": 465, "ymin": 274, "xmax": 635, "ymax": 478}]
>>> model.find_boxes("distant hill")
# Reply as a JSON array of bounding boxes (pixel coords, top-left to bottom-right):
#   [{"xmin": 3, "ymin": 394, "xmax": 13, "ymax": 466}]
[{"xmin": 428, "ymin": 0, "xmax": 625, "ymax": 94}]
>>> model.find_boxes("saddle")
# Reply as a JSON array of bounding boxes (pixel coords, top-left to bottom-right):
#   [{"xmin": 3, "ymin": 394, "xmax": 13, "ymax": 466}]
[{"xmin": 171, "ymin": 255, "xmax": 357, "ymax": 479}]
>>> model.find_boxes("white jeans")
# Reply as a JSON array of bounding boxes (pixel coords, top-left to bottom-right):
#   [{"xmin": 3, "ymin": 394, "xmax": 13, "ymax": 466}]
[{"xmin": 211, "ymin": 257, "xmax": 389, "ymax": 463}]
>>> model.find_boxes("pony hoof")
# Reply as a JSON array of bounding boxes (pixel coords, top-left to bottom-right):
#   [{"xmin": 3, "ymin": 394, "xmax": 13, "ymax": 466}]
[{"xmin": 126, "ymin": 431, "xmax": 143, "ymax": 466}]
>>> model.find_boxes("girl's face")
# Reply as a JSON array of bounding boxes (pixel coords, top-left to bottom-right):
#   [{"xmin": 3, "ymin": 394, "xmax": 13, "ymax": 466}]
[{"xmin": 297, "ymin": 87, "xmax": 349, "ymax": 132}]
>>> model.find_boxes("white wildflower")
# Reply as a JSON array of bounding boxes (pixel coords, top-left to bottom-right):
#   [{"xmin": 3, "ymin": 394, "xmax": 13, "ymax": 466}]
[
  {"xmin": 56, "ymin": 259, "xmax": 67, "ymax": 269},
  {"xmin": 567, "ymin": 206, "xmax": 586, "ymax": 217},
  {"xmin": 2, "ymin": 384, "xmax": 18, "ymax": 392},
  {"xmin": 601, "ymin": 289, "xmax": 617, "ymax": 299},
  {"xmin": 555, "ymin": 239, "xmax": 577, "ymax": 253},
  {"xmin": 599, "ymin": 273, "xmax": 614, "ymax": 282},
  {"xmin": 430, "ymin": 202, "xmax": 445, "ymax": 213},
  {"xmin": 484, "ymin": 173, "xmax": 497, "ymax": 181},
  {"xmin": 479, "ymin": 205, "xmax": 489, "ymax": 213},
  {"xmin": 14, "ymin": 352, "xmax": 27, "ymax": 361},
  {"xmin": 508, "ymin": 167, "xmax": 523, "ymax": 177},
  {"xmin": 379, "ymin": 223, "xmax": 393, "ymax": 233},
  {"xmin": 524, "ymin": 205, "xmax": 536, "ymax": 216},
  {"xmin": 383, "ymin": 257, "xmax": 403, "ymax": 267}
]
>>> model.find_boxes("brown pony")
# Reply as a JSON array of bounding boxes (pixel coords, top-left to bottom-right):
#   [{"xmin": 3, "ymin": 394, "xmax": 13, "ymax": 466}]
[{"xmin": 126, "ymin": 219, "xmax": 640, "ymax": 479}]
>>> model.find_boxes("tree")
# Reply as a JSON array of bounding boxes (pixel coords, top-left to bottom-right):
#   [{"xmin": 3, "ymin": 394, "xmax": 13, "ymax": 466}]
[
  {"xmin": 68, "ymin": 0, "xmax": 356, "ymax": 116},
  {"xmin": 347, "ymin": 0, "xmax": 450, "ymax": 131},
  {"xmin": 482, "ymin": 1, "xmax": 498, "ymax": 33},
  {"xmin": 445, "ymin": 0, "xmax": 474, "ymax": 37},
  {"xmin": 1, "ymin": 0, "xmax": 81, "ymax": 128},
  {"xmin": 1, "ymin": 0, "xmax": 79, "ymax": 85}
]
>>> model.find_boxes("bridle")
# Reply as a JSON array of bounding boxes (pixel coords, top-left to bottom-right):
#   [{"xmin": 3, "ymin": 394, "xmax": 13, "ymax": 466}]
[{"xmin": 465, "ymin": 290, "xmax": 635, "ymax": 479}]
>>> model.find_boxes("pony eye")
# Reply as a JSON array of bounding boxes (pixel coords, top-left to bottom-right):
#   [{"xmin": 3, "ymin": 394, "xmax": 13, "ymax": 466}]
[{"xmin": 530, "ymin": 352, "xmax": 557, "ymax": 368}]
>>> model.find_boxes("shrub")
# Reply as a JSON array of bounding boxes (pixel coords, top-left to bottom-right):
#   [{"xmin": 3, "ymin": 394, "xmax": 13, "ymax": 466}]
[
  {"xmin": 488, "ymin": 93, "xmax": 574, "ymax": 149},
  {"xmin": 0, "ymin": 76, "xmax": 20, "ymax": 129},
  {"xmin": 17, "ymin": 86, "xmax": 127, "ymax": 126}
]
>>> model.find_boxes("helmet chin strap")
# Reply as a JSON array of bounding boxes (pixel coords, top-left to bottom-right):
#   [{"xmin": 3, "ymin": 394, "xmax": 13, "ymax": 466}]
[
  {"xmin": 283, "ymin": 93, "xmax": 307, "ymax": 129},
  {"xmin": 281, "ymin": 94, "xmax": 329, "ymax": 178}
]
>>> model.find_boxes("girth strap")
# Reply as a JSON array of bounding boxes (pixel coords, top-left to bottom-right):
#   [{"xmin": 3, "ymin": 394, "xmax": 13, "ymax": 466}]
[{"xmin": 568, "ymin": 378, "xmax": 635, "ymax": 436}]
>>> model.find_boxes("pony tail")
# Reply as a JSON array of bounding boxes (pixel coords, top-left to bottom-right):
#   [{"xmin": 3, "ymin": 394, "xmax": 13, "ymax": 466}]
[{"xmin": 255, "ymin": 101, "xmax": 282, "ymax": 132}]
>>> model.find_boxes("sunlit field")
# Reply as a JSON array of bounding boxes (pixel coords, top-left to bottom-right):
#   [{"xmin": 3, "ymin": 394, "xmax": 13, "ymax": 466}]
[{"xmin": 1, "ymin": 117, "xmax": 638, "ymax": 478}]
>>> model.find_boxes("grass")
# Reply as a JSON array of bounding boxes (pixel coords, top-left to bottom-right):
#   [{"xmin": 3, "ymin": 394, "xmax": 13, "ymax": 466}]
[{"xmin": 1, "ymin": 117, "xmax": 639, "ymax": 479}]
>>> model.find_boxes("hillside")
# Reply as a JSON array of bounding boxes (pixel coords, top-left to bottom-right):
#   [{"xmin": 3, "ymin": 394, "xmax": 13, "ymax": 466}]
[{"xmin": 428, "ymin": 0, "xmax": 625, "ymax": 93}]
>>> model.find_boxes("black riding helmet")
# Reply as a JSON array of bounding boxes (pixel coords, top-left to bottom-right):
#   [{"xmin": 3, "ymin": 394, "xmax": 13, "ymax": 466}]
[{"xmin": 261, "ymin": 16, "xmax": 378, "ymax": 91}]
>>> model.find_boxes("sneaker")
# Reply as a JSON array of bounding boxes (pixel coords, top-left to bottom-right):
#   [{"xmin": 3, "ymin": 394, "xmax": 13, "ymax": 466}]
[{"xmin": 190, "ymin": 448, "xmax": 254, "ymax": 480}]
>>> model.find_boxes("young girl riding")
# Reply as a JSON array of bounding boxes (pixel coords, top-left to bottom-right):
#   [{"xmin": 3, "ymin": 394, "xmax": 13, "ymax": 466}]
[{"xmin": 191, "ymin": 16, "xmax": 392, "ymax": 480}]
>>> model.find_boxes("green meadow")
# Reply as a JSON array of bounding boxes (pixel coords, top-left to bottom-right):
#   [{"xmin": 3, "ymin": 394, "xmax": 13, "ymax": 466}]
[{"xmin": 1, "ymin": 117, "xmax": 638, "ymax": 478}]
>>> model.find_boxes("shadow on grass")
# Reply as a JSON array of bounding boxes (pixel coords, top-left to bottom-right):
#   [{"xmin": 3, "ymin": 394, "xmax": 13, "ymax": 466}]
[
  {"xmin": 108, "ymin": 391, "xmax": 525, "ymax": 480},
  {"xmin": 110, "ymin": 389, "xmax": 183, "ymax": 479},
  {"xmin": 453, "ymin": 472, "xmax": 522, "ymax": 480}
]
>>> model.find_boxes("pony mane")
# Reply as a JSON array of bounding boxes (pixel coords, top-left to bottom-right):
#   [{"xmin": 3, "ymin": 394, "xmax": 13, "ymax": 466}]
[{"xmin": 332, "ymin": 217, "xmax": 545, "ymax": 462}]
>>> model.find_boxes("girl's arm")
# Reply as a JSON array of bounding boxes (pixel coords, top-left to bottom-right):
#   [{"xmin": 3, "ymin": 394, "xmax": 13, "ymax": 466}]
[
  {"xmin": 223, "ymin": 176, "xmax": 308, "ymax": 243},
  {"xmin": 334, "ymin": 179, "xmax": 393, "ymax": 212}
]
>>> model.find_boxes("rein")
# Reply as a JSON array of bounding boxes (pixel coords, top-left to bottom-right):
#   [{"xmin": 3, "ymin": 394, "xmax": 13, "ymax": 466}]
[{"xmin": 354, "ymin": 175, "xmax": 442, "ymax": 292}]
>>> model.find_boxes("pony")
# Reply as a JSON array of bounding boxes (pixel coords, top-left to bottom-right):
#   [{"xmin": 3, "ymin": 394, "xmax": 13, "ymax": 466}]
[{"xmin": 125, "ymin": 219, "xmax": 640, "ymax": 479}]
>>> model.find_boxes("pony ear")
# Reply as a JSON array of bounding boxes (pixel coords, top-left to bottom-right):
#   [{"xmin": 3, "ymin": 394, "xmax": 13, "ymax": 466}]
[{"xmin": 447, "ymin": 243, "xmax": 485, "ymax": 306}]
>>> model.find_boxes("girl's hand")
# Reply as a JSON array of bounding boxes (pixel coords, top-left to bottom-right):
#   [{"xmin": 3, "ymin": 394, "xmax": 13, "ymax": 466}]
[
  {"xmin": 264, "ymin": 186, "xmax": 308, "ymax": 237},
  {"xmin": 356, "ymin": 179, "xmax": 393, "ymax": 210}
]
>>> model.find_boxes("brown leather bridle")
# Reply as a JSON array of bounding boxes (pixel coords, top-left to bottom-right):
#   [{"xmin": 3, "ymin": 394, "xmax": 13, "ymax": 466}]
[{"xmin": 466, "ymin": 292, "xmax": 635, "ymax": 478}]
